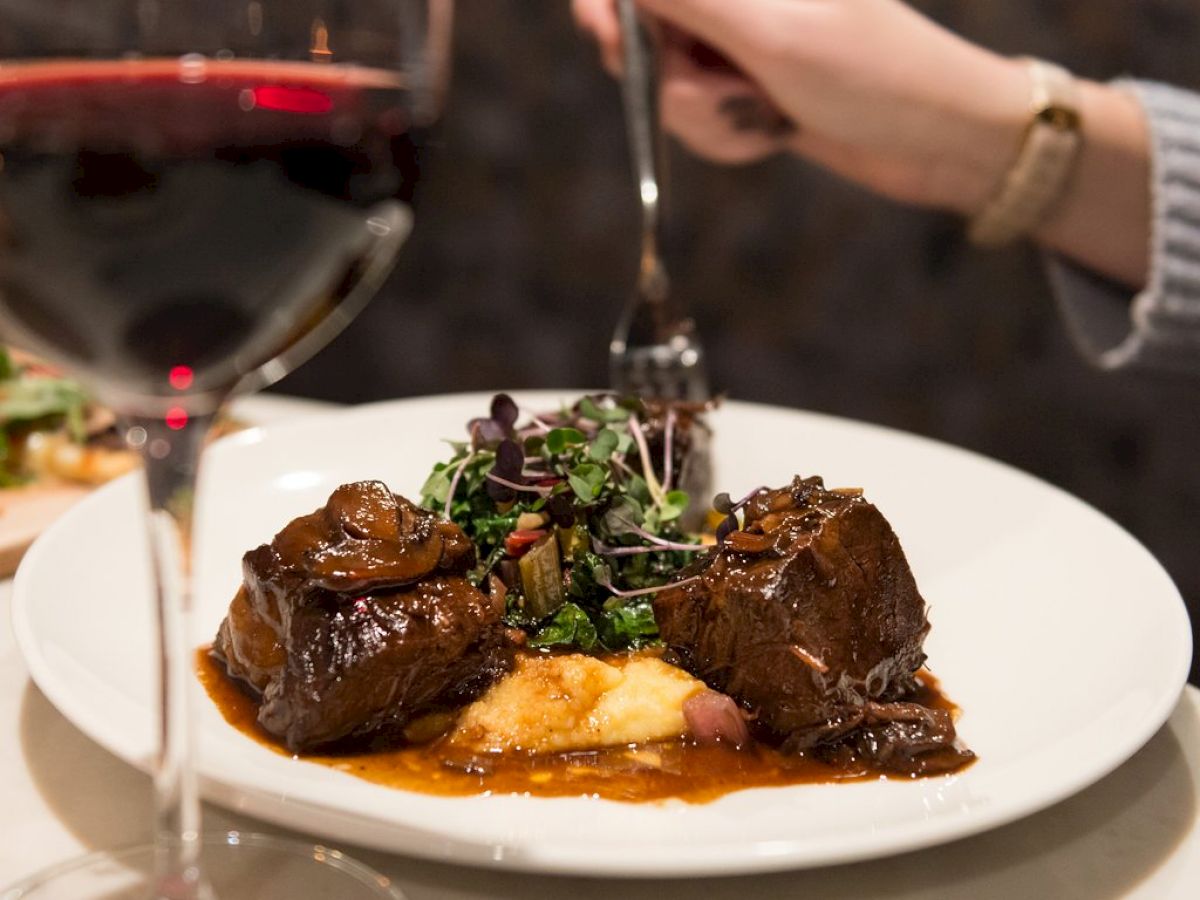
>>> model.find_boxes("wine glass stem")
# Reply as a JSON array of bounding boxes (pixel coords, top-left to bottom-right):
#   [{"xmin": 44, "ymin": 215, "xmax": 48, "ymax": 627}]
[{"xmin": 130, "ymin": 410, "xmax": 218, "ymax": 900}]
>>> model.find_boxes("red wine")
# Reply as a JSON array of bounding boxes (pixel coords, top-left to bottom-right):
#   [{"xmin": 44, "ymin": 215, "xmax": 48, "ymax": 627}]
[{"xmin": 0, "ymin": 59, "xmax": 413, "ymax": 410}]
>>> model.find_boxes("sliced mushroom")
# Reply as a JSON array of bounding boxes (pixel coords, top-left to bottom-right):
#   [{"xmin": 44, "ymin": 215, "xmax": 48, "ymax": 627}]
[{"xmin": 304, "ymin": 529, "xmax": 445, "ymax": 593}]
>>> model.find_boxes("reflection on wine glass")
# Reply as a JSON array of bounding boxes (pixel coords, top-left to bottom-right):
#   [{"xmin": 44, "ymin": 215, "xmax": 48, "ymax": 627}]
[{"xmin": 0, "ymin": 2, "xmax": 444, "ymax": 897}]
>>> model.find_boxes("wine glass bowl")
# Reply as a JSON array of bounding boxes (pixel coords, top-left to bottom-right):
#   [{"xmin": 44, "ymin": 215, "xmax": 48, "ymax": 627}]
[
  {"xmin": 0, "ymin": 2, "xmax": 439, "ymax": 896},
  {"xmin": 1, "ymin": 832, "xmax": 404, "ymax": 900},
  {"xmin": 0, "ymin": 51, "xmax": 420, "ymax": 412}
]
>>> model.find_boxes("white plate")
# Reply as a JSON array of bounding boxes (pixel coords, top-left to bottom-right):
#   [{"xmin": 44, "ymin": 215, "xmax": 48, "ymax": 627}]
[{"xmin": 11, "ymin": 392, "xmax": 1193, "ymax": 877}]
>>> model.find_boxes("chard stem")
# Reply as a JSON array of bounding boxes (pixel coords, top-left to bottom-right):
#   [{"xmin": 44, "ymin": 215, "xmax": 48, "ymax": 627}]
[{"xmin": 628, "ymin": 414, "xmax": 665, "ymax": 505}]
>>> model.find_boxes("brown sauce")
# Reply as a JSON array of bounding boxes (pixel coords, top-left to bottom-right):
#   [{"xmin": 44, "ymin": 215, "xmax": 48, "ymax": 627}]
[{"xmin": 196, "ymin": 647, "xmax": 965, "ymax": 804}]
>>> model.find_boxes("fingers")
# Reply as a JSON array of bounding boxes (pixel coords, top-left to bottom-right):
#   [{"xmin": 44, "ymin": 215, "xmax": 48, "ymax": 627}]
[
  {"xmin": 573, "ymin": 0, "xmax": 790, "ymax": 164},
  {"xmin": 572, "ymin": 0, "xmax": 623, "ymax": 75},
  {"xmin": 574, "ymin": 0, "xmax": 787, "ymax": 81},
  {"xmin": 636, "ymin": 0, "xmax": 784, "ymax": 75},
  {"xmin": 659, "ymin": 42, "xmax": 788, "ymax": 165}
]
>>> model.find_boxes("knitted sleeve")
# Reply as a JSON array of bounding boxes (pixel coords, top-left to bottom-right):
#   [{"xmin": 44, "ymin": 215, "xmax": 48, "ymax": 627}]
[{"xmin": 1047, "ymin": 80, "xmax": 1200, "ymax": 373}]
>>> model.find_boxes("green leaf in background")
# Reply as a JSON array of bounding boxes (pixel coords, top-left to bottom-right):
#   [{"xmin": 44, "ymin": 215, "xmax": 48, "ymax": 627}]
[
  {"xmin": 546, "ymin": 427, "xmax": 586, "ymax": 454},
  {"xmin": 419, "ymin": 462, "xmax": 453, "ymax": 505},
  {"xmin": 0, "ymin": 430, "xmax": 23, "ymax": 487},
  {"xmin": 588, "ymin": 428, "xmax": 619, "ymax": 462},
  {"xmin": 0, "ymin": 348, "xmax": 13, "ymax": 381},
  {"xmin": 0, "ymin": 378, "xmax": 88, "ymax": 427},
  {"xmin": 579, "ymin": 395, "xmax": 630, "ymax": 424},
  {"xmin": 658, "ymin": 489, "xmax": 690, "ymax": 523}
]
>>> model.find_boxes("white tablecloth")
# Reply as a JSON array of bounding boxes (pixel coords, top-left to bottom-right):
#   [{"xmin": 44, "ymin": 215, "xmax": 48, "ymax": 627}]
[{"xmin": 2, "ymin": 395, "xmax": 1198, "ymax": 898}]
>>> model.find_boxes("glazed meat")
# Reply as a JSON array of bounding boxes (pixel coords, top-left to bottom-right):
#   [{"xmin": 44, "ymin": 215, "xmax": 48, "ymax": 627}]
[
  {"xmin": 654, "ymin": 476, "xmax": 972, "ymax": 774},
  {"xmin": 212, "ymin": 480, "xmax": 514, "ymax": 752}
]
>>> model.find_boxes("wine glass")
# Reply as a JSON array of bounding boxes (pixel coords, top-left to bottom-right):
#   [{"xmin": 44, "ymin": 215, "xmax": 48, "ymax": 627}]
[{"xmin": 0, "ymin": 1, "xmax": 446, "ymax": 897}]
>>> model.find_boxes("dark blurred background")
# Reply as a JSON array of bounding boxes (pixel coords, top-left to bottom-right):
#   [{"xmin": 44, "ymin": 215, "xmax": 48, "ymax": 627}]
[{"xmin": 276, "ymin": 0, "xmax": 1200, "ymax": 683}]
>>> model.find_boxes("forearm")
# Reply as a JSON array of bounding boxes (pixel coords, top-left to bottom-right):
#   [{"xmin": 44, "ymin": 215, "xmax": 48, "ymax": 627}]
[
  {"xmin": 930, "ymin": 68, "xmax": 1151, "ymax": 290},
  {"xmin": 778, "ymin": 27, "xmax": 1153, "ymax": 288}
]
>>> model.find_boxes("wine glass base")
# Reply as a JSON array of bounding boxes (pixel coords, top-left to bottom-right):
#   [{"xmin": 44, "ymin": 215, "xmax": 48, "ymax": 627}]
[{"xmin": 1, "ymin": 831, "xmax": 406, "ymax": 900}]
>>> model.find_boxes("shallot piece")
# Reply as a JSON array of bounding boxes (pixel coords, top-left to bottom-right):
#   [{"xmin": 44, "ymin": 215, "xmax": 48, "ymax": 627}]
[{"xmin": 683, "ymin": 689, "xmax": 751, "ymax": 749}]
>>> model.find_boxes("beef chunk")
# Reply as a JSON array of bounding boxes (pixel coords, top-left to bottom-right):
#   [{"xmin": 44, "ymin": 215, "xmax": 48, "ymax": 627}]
[
  {"xmin": 654, "ymin": 476, "xmax": 972, "ymax": 774},
  {"xmin": 821, "ymin": 701, "xmax": 970, "ymax": 776},
  {"xmin": 212, "ymin": 480, "xmax": 513, "ymax": 751}
]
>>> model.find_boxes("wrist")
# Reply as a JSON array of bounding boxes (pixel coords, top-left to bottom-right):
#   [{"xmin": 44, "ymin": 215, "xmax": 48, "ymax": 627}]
[
  {"xmin": 926, "ymin": 54, "xmax": 1034, "ymax": 217},
  {"xmin": 1033, "ymin": 81, "xmax": 1150, "ymax": 287},
  {"xmin": 968, "ymin": 60, "xmax": 1085, "ymax": 246}
]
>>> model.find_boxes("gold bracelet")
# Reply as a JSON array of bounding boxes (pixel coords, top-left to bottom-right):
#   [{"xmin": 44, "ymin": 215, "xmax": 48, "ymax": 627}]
[{"xmin": 968, "ymin": 59, "xmax": 1083, "ymax": 247}]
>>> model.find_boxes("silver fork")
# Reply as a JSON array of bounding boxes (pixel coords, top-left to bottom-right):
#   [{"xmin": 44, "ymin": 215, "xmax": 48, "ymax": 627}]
[{"xmin": 609, "ymin": 0, "xmax": 710, "ymax": 403}]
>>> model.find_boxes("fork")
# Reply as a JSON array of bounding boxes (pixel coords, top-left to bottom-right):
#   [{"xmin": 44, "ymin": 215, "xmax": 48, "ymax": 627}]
[{"xmin": 609, "ymin": 0, "xmax": 710, "ymax": 403}]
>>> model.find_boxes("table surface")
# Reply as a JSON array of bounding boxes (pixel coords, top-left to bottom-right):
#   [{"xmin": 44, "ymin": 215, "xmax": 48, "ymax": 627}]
[{"xmin": 2, "ymin": 394, "xmax": 1198, "ymax": 898}]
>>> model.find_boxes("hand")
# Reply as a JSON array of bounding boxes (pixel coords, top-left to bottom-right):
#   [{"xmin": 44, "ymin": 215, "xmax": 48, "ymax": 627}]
[
  {"xmin": 573, "ymin": 0, "xmax": 1029, "ymax": 213},
  {"xmin": 574, "ymin": 0, "xmax": 1150, "ymax": 288}
]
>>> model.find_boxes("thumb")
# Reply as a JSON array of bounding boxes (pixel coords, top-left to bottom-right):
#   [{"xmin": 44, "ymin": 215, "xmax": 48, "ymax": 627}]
[{"xmin": 636, "ymin": 0, "xmax": 785, "ymax": 73}]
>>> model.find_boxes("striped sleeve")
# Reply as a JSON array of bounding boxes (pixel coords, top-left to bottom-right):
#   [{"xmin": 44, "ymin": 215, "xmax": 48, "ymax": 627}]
[{"xmin": 1047, "ymin": 80, "xmax": 1200, "ymax": 373}]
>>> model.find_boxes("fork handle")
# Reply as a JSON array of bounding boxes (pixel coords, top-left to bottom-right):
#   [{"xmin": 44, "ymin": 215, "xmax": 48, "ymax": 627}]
[{"xmin": 618, "ymin": 0, "xmax": 667, "ymax": 276}]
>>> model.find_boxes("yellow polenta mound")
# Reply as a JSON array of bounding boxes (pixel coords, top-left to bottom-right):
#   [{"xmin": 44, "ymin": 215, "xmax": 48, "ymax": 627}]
[{"xmin": 448, "ymin": 653, "xmax": 705, "ymax": 754}]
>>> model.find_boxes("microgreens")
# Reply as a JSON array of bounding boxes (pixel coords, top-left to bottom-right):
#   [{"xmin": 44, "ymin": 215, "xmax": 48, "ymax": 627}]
[
  {"xmin": 466, "ymin": 393, "xmax": 519, "ymax": 449},
  {"xmin": 712, "ymin": 485, "xmax": 767, "ymax": 544},
  {"xmin": 419, "ymin": 393, "xmax": 707, "ymax": 651}
]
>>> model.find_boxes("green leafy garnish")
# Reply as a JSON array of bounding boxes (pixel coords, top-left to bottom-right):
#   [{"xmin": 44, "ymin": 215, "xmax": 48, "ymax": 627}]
[
  {"xmin": 529, "ymin": 602, "xmax": 599, "ymax": 650},
  {"xmin": 578, "ymin": 395, "xmax": 630, "ymax": 424},
  {"xmin": 545, "ymin": 427, "xmax": 586, "ymax": 454},
  {"xmin": 419, "ymin": 394, "xmax": 706, "ymax": 651},
  {"xmin": 0, "ymin": 352, "xmax": 94, "ymax": 485},
  {"xmin": 597, "ymin": 598, "xmax": 659, "ymax": 649},
  {"xmin": 588, "ymin": 428, "xmax": 619, "ymax": 462},
  {"xmin": 0, "ymin": 378, "xmax": 89, "ymax": 440},
  {"xmin": 567, "ymin": 462, "xmax": 606, "ymax": 503}
]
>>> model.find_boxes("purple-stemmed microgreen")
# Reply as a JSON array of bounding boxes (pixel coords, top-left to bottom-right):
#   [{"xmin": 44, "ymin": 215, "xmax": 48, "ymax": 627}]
[
  {"xmin": 592, "ymin": 535, "xmax": 701, "ymax": 556},
  {"xmin": 468, "ymin": 393, "xmax": 519, "ymax": 450},
  {"xmin": 485, "ymin": 439, "xmax": 527, "ymax": 502},
  {"xmin": 443, "ymin": 451, "xmax": 476, "ymax": 519},
  {"xmin": 485, "ymin": 472, "xmax": 555, "ymax": 497},
  {"xmin": 712, "ymin": 485, "xmax": 767, "ymax": 544},
  {"xmin": 595, "ymin": 571, "xmax": 701, "ymax": 598}
]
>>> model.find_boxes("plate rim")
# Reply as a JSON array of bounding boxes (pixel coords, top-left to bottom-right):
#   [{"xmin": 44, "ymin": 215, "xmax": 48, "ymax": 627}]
[{"xmin": 11, "ymin": 391, "xmax": 1194, "ymax": 877}]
